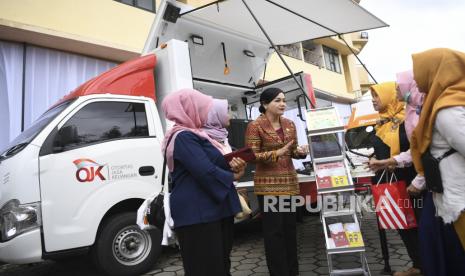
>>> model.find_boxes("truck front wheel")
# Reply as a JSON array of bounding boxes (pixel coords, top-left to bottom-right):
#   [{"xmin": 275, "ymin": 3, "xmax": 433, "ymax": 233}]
[{"xmin": 92, "ymin": 212, "xmax": 162, "ymax": 276}]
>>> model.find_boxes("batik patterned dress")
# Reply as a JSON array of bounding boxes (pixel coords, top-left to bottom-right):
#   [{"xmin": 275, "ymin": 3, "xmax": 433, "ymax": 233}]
[{"xmin": 245, "ymin": 114, "xmax": 304, "ymax": 195}]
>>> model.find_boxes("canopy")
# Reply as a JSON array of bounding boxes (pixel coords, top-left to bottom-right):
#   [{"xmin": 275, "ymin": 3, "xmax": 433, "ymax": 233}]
[{"xmin": 144, "ymin": 0, "xmax": 388, "ymax": 53}]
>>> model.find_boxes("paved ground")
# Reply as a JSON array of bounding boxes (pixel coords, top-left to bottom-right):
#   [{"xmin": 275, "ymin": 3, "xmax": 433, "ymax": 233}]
[{"xmin": 0, "ymin": 212, "xmax": 413, "ymax": 276}]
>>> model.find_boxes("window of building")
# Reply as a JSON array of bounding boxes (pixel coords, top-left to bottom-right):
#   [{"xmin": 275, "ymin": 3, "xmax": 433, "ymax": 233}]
[
  {"xmin": 277, "ymin": 43, "xmax": 302, "ymax": 60},
  {"xmin": 302, "ymin": 41, "xmax": 323, "ymax": 68},
  {"xmin": 115, "ymin": 0, "xmax": 155, "ymax": 13},
  {"xmin": 56, "ymin": 102, "xmax": 149, "ymax": 150},
  {"xmin": 323, "ymin": 46, "xmax": 341, "ymax": 73}
]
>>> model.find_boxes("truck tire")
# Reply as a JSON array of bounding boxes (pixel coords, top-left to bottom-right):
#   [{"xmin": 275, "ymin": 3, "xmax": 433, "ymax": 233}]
[{"xmin": 91, "ymin": 212, "xmax": 162, "ymax": 276}]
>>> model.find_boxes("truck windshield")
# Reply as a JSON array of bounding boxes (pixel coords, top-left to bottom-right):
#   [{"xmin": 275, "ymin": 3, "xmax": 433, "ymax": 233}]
[{"xmin": 1, "ymin": 100, "xmax": 73, "ymax": 156}]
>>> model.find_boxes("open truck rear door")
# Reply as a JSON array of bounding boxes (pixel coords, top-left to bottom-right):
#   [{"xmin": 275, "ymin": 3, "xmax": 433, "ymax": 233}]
[{"xmin": 143, "ymin": 0, "xmax": 387, "ymax": 101}]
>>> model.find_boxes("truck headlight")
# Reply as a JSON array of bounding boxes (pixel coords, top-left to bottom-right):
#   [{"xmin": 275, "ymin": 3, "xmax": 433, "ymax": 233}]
[{"xmin": 0, "ymin": 199, "xmax": 42, "ymax": 242}]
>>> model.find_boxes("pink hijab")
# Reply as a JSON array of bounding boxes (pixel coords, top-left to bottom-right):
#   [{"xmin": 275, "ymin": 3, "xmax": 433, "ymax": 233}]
[
  {"xmin": 161, "ymin": 88, "xmax": 223, "ymax": 171},
  {"xmin": 202, "ymin": 99, "xmax": 229, "ymax": 143},
  {"xmin": 396, "ymin": 70, "xmax": 425, "ymax": 140}
]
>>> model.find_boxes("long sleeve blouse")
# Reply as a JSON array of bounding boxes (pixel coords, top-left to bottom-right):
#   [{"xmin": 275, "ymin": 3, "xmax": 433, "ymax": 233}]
[
  {"xmin": 170, "ymin": 131, "xmax": 241, "ymax": 228},
  {"xmin": 393, "ymin": 150, "xmax": 425, "ymax": 190},
  {"xmin": 431, "ymin": 106, "xmax": 465, "ymax": 223},
  {"xmin": 245, "ymin": 115, "xmax": 305, "ymax": 195}
]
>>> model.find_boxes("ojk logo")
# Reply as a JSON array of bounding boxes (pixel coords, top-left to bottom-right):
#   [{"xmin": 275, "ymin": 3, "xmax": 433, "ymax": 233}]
[{"xmin": 73, "ymin": 159, "xmax": 107, "ymax": 182}]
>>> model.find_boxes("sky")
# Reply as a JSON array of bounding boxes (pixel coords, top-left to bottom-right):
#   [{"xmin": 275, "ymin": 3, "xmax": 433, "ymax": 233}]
[{"xmin": 358, "ymin": 0, "xmax": 465, "ymax": 83}]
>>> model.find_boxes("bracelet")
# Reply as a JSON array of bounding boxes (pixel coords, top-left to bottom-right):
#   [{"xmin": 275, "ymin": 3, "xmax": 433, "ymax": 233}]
[{"xmin": 271, "ymin": 150, "xmax": 277, "ymax": 162}]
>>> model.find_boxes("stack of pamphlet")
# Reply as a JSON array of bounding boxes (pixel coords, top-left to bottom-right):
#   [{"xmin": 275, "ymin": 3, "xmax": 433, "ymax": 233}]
[
  {"xmin": 327, "ymin": 222, "xmax": 364, "ymax": 249},
  {"xmin": 315, "ymin": 161, "xmax": 349, "ymax": 190}
]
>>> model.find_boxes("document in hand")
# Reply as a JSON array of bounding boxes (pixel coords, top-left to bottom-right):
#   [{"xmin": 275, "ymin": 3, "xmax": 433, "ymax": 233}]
[{"xmin": 224, "ymin": 147, "xmax": 256, "ymax": 163}]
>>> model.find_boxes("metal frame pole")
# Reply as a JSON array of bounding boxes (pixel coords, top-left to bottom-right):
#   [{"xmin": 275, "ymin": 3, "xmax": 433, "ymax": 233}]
[
  {"xmin": 241, "ymin": 0, "xmax": 315, "ymax": 108},
  {"xmin": 338, "ymin": 35, "xmax": 378, "ymax": 84}
]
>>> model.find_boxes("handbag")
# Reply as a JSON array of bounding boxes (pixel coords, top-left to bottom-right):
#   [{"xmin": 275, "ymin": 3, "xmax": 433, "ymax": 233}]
[
  {"xmin": 147, "ymin": 188, "xmax": 166, "ymax": 230},
  {"xmin": 421, "ymin": 147, "xmax": 456, "ymax": 193},
  {"xmin": 146, "ymin": 134, "xmax": 176, "ymax": 230},
  {"xmin": 371, "ymin": 170, "xmax": 417, "ymax": 229}
]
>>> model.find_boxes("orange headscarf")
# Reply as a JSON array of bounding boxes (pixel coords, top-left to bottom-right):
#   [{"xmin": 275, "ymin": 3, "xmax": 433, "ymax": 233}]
[
  {"xmin": 371, "ymin": 82, "xmax": 405, "ymax": 157},
  {"xmin": 410, "ymin": 48, "xmax": 465, "ymax": 174}
]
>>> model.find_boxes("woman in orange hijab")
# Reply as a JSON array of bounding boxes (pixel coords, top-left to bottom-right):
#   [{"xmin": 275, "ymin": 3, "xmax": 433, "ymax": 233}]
[
  {"xmin": 410, "ymin": 48, "xmax": 465, "ymax": 276},
  {"xmin": 369, "ymin": 82, "xmax": 422, "ymax": 276}
]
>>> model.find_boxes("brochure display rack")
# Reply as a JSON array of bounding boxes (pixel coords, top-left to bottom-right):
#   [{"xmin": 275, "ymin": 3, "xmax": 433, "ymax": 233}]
[{"xmin": 306, "ymin": 107, "xmax": 370, "ymax": 276}]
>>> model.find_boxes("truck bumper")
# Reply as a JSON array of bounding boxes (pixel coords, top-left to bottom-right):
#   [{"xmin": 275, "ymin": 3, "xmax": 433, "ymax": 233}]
[{"xmin": 0, "ymin": 228, "xmax": 43, "ymax": 264}]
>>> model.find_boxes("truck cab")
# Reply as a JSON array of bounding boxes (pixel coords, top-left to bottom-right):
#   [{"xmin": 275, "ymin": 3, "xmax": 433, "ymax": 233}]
[
  {"xmin": 0, "ymin": 55, "xmax": 165, "ymax": 275},
  {"xmin": 0, "ymin": 0, "xmax": 386, "ymax": 275}
]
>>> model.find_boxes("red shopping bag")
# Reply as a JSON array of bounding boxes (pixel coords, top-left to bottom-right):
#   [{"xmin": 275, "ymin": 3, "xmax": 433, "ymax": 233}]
[{"xmin": 371, "ymin": 171, "xmax": 417, "ymax": 230}]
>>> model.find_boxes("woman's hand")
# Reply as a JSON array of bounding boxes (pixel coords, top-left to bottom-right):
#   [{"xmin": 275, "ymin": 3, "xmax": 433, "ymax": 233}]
[
  {"xmin": 296, "ymin": 144, "xmax": 309, "ymax": 156},
  {"xmin": 276, "ymin": 140, "xmax": 294, "ymax": 157},
  {"xmin": 367, "ymin": 158, "xmax": 386, "ymax": 172},
  {"xmin": 407, "ymin": 185, "xmax": 422, "ymax": 197},
  {"xmin": 367, "ymin": 157, "xmax": 397, "ymax": 172},
  {"xmin": 229, "ymin": 157, "xmax": 246, "ymax": 181},
  {"xmin": 229, "ymin": 157, "xmax": 246, "ymax": 172}
]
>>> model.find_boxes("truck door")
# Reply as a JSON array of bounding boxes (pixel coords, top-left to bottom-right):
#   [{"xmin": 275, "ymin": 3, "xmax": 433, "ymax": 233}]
[{"xmin": 38, "ymin": 98, "xmax": 162, "ymax": 252}]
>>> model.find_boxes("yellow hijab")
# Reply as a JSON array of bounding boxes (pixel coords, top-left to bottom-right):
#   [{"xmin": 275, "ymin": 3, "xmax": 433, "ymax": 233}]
[
  {"xmin": 410, "ymin": 48, "xmax": 465, "ymax": 174},
  {"xmin": 371, "ymin": 82, "xmax": 405, "ymax": 157},
  {"xmin": 410, "ymin": 48, "xmax": 465, "ymax": 251}
]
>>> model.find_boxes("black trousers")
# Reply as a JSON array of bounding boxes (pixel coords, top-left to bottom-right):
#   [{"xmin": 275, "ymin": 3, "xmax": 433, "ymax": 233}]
[
  {"xmin": 258, "ymin": 195, "xmax": 299, "ymax": 276},
  {"xmin": 398, "ymin": 228, "xmax": 421, "ymax": 269},
  {"xmin": 175, "ymin": 217, "xmax": 234, "ymax": 276}
]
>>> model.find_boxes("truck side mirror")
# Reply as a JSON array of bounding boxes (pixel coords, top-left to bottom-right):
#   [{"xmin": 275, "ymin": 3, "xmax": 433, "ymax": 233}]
[
  {"xmin": 53, "ymin": 125, "xmax": 78, "ymax": 152},
  {"xmin": 345, "ymin": 125, "xmax": 375, "ymax": 150}
]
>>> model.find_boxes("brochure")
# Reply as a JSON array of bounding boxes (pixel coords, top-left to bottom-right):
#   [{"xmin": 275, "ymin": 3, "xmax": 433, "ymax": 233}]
[
  {"xmin": 327, "ymin": 222, "xmax": 364, "ymax": 248},
  {"xmin": 306, "ymin": 107, "xmax": 344, "ymax": 134},
  {"xmin": 315, "ymin": 161, "xmax": 349, "ymax": 189},
  {"xmin": 344, "ymin": 222, "xmax": 364, "ymax": 247},
  {"xmin": 328, "ymin": 223, "xmax": 349, "ymax": 247}
]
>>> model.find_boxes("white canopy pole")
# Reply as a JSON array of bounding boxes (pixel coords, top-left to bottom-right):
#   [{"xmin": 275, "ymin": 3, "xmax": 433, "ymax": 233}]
[{"xmin": 241, "ymin": 0, "xmax": 315, "ymax": 108}]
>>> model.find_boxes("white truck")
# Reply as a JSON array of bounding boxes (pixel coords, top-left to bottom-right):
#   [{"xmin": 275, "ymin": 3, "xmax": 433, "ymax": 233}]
[{"xmin": 0, "ymin": 1, "xmax": 386, "ymax": 275}]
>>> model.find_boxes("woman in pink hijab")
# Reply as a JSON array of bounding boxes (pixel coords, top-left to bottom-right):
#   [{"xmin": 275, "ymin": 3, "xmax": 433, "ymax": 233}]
[
  {"xmin": 396, "ymin": 70, "xmax": 424, "ymax": 140},
  {"xmin": 369, "ymin": 70, "xmax": 426, "ymax": 194},
  {"xmin": 201, "ymin": 99, "xmax": 233, "ymax": 154},
  {"xmin": 161, "ymin": 89, "xmax": 245, "ymax": 276}
]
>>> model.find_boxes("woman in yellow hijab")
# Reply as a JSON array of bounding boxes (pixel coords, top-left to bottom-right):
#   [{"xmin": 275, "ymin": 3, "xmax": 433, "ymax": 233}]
[
  {"xmin": 410, "ymin": 48, "xmax": 465, "ymax": 276},
  {"xmin": 371, "ymin": 82, "xmax": 405, "ymax": 157},
  {"xmin": 369, "ymin": 82, "xmax": 422, "ymax": 276}
]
